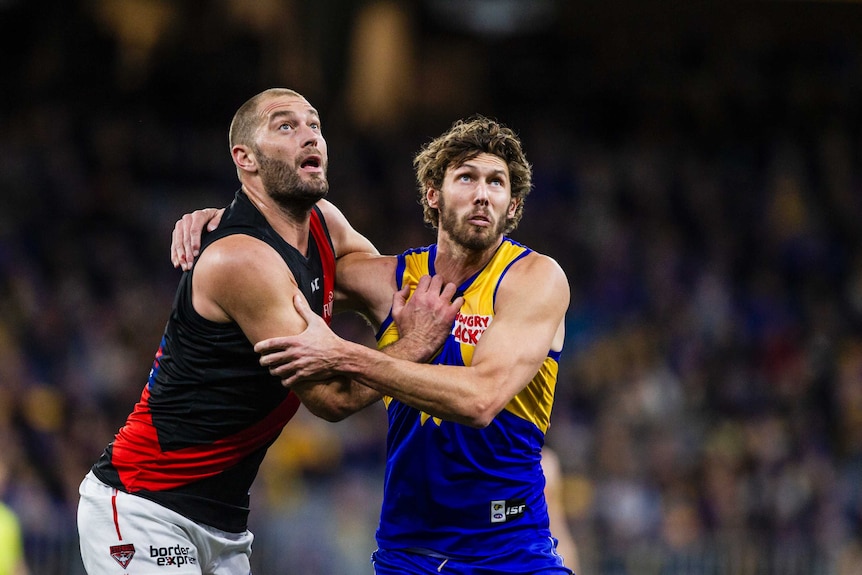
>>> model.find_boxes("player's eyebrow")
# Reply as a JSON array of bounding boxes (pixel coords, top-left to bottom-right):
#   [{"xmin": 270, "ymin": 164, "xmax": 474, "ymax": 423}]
[
  {"xmin": 269, "ymin": 107, "xmax": 320, "ymax": 121},
  {"xmin": 268, "ymin": 109, "xmax": 297, "ymax": 123}
]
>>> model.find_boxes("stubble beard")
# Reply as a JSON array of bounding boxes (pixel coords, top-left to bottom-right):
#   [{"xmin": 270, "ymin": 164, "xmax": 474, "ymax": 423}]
[
  {"xmin": 257, "ymin": 150, "xmax": 329, "ymax": 213},
  {"xmin": 437, "ymin": 195, "xmax": 507, "ymax": 252}
]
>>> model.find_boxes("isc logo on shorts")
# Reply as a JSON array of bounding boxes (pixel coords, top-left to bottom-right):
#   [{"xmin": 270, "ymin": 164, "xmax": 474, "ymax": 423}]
[{"xmin": 490, "ymin": 498, "xmax": 527, "ymax": 523}]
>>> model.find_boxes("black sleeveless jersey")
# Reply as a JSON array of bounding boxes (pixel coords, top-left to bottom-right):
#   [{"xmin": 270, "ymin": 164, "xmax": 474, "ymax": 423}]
[{"xmin": 91, "ymin": 190, "xmax": 336, "ymax": 532}]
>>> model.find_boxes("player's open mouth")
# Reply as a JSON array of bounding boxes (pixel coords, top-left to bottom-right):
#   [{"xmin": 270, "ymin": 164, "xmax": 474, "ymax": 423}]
[{"xmin": 300, "ymin": 156, "xmax": 322, "ymax": 170}]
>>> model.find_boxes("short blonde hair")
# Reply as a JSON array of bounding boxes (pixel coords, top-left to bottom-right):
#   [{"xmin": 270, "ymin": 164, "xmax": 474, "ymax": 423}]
[{"xmin": 228, "ymin": 88, "xmax": 305, "ymax": 149}]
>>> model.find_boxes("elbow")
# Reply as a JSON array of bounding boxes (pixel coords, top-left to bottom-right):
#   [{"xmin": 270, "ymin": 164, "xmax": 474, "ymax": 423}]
[
  {"xmin": 304, "ymin": 403, "xmax": 348, "ymax": 422},
  {"xmin": 461, "ymin": 397, "xmax": 502, "ymax": 429},
  {"xmin": 319, "ymin": 408, "xmax": 351, "ymax": 423},
  {"xmin": 464, "ymin": 415, "xmax": 493, "ymax": 429},
  {"xmin": 302, "ymin": 398, "xmax": 356, "ymax": 422}
]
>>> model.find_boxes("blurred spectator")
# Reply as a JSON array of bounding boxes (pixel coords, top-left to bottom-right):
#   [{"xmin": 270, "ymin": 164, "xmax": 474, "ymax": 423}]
[{"xmin": 0, "ymin": 458, "xmax": 30, "ymax": 575}]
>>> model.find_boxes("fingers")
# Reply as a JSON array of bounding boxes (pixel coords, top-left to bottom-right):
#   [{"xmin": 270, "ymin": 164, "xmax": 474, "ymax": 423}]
[
  {"xmin": 170, "ymin": 222, "xmax": 183, "ymax": 269},
  {"xmin": 292, "ymin": 293, "xmax": 317, "ymax": 324},
  {"xmin": 414, "ymin": 274, "xmax": 433, "ymax": 293},
  {"xmin": 206, "ymin": 207, "xmax": 225, "ymax": 232},
  {"xmin": 253, "ymin": 295, "xmax": 315, "ymax": 356},
  {"xmin": 169, "ymin": 213, "xmax": 199, "ymax": 271},
  {"xmin": 438, "ymin": 281, "xmax": 458, "ymax": 304},
  {"xmin": 449, "ymin": 294, "xmax": 464, "ymax": 312},
  {"xmin": 170, "ymin": 208, "xmax": 223, "ymax": 272},
  {"xmin": 254, "ymin": 337, "xmax": 283, "ymax": 355},
  {"xmin": 391, "ymin": 283, "xmax": 410, "ymax": 313},
  {"xmin": 415, "ymin": 274, "xmax": 460, "ymax": 301},
  {"xmin": 183, "ymin": 212, "xmax": 202, "ymax": 267}
]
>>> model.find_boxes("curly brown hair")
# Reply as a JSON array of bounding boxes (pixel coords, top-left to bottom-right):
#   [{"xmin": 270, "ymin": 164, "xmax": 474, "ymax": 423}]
[{"xmin": 413, "ymin": 115, "xmax": 533, "ymax": 234}]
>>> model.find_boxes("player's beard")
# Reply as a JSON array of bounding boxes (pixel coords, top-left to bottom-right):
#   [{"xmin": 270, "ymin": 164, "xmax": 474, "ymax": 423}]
[
  {"xmin": 437, "ymin": 194, "xmax": 508, "ymax": 251},
  {"xmin": 257, "ymin": 149, "xmax": 329, "ymax": 212}
]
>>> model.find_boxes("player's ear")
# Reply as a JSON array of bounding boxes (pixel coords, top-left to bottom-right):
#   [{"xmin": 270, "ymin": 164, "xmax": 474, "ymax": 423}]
[
  {"xmin": 507, "ymin": 197, "xmax": 520, "ymax": 218},
  {"xmin": 232, "ymin": 145, "xmax": 257, "ymax": 174},
  {"xmin": 426, "ymin": 185, "xmax": 440, "ymax": 208}
]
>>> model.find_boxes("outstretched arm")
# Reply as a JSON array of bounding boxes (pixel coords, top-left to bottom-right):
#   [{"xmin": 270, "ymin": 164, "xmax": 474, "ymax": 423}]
[
  {"xmin": 257, "ymin": 253, "xmax": 569, "ymax": 428},
  {"xmin": 288, "ymin": 275, "xmax": 461, "ymax": 420},
  {"xmin": 194, "ymin": 235, "xmax": 458, "ymax": 422}
]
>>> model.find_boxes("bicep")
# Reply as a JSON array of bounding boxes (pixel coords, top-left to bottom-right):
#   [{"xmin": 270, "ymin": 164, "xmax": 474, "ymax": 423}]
[
  {"xmin": 334, "ymin": 253, "xmax": 398, "ymax": 326},
  {"xmin": 316, "ymin": 199, "xmax": 379, "ymax": 258},
  {"xmin": 470, "ymin": 257, "xmax": 569, "ymax": 395}
]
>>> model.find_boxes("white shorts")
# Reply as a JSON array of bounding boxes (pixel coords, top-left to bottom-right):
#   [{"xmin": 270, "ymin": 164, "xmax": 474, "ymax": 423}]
[{"xmin": 77, "ymin": 471, "xmax": 254, "ymax": 574}]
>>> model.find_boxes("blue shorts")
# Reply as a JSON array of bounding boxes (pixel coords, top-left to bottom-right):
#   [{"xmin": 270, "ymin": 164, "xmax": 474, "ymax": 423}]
[{"xmin": 371, "ymin": 538, "xmax": 574, "ymax": 575}]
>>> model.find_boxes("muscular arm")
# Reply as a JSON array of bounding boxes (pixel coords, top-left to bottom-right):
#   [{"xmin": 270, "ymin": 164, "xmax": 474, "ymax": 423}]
[
  {"xmin": 192, "ymin": 235, "xmax": 360, "ymax": 420},
  {"xmin": 170, "ymin": 202, "xmax": 460, "ymax": 420},
  {"xmin": 314, "ymin": 199, "xmax": 379, "ymax": 259},
  {"xmin": 332, "ymin": 251, "xmax": 400, "ymax": 326},
  {"xmin": 290, "ymin": 273, "xmax": 461, "ymax": 420},
  {"xmin": 195, "ymin": 235, "xmax": 455, "ymax": 422},
  {"xmin": 258, "ymin": 253, "xmax": 570, "ymax": 428}
]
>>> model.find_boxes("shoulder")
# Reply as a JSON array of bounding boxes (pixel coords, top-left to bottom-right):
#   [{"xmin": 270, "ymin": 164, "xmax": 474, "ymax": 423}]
[
  {"xmin": 498, "ymin": 246, "xmax": 570, "ymax": 308},
  {"xmin": 198, "ymin": 234, "xmax": 282, "ymax": 270},
  {"xmin": 509, "ymin": 246, "xmax": 568, "ymax": 287},
  {"xmin": 196, "ymin": 235, "xmax": 295, "ymax": 294},
  {"xmin": 314, "ymin": 198, "xmax": 345, "ymax": 224},
  {"xmin": 193, "ymin": 234, "xmax": 296, "ymax": 321}
]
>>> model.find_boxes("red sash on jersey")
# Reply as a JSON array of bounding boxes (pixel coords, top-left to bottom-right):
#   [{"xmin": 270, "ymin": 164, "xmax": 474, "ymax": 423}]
[{"xmin": 309, "ymin": 207, "xmax": 335, "ymax": 325}]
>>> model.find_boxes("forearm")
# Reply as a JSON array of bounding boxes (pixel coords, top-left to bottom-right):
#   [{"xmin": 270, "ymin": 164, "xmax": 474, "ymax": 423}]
[
  {"xmin": 336, "ymin": 341, "xmax": 493, "ymax": 427},
  {"xmin": 292, "ymin": 377, "xmax": 380, "ymax": 422},
  {"xmin": 290, "ymin": 333, "xmax": 444, "ymax": 421},
  {"xmin": 379, "ymin": 330, "xmax": 443, "ymax": 364}
]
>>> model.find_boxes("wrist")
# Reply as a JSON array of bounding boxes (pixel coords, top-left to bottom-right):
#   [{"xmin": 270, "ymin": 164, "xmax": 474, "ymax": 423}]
[{"xmin": 386, "ymin": 332, "xmax": 439, "ymax": 363}]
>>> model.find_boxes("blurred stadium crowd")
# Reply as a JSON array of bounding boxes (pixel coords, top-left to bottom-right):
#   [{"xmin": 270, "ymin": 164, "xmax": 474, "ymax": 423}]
[{"xmin": 2, "ymin": 1, "xmax": 862, "ymax": 573}]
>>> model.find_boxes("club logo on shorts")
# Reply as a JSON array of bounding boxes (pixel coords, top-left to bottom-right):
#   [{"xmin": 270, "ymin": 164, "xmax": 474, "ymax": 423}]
[
  {"xmin": 110, "ymin": 543, "xmax": 136, "ymax": 569},
  {"xmin": 490, "ymin": 498, "xmax": 527, "ymax": 523}
]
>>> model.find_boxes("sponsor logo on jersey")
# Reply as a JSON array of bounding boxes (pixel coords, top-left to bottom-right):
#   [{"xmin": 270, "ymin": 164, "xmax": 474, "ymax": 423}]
[
  {"xmin": 323, "ymin": 290, "xmax": 334, "ymax": 322},
  {"xmin": 110, "ymin": 543, "xmax": 135, "ymax": 569},
  {"xmin": 490, "ymin": 498, "xmax": 527, "ymax": 523},
  {"xmin": 452, "ymin": 313, "xmax": 492, "ymax": 345},
  {"xmin": 150, "ymin": 544, "xmax": 198, "ymax": 568}
]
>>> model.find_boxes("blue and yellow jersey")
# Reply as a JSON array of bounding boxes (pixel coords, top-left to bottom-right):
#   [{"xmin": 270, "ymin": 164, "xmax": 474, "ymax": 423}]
[{"xmin": 375, "ymin": 238, "xmax": 562, "ymax": 559}]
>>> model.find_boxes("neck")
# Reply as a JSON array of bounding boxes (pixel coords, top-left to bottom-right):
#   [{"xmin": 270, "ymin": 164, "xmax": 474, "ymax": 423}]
[
  {"xmin": 241, "ymin": 184, "xmax": 312, "ymax": 254},
  {"xmin": 433, "ymin": 235, "xmax": 503, "ymax": 287}
]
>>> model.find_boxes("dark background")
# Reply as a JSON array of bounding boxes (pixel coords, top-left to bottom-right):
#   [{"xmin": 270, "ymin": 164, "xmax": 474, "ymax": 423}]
[{"xmin": 2, "ymin": 1, "xmax": 862, "ymax": 573}]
